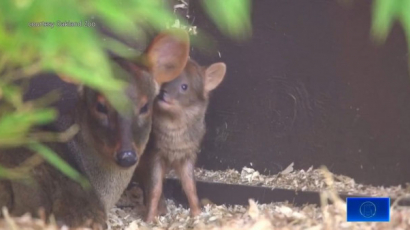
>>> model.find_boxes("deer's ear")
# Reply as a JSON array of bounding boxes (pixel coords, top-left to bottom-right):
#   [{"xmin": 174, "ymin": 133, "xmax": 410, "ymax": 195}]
[
  {"xmin": 58, "ymin": 74, "xmax": 81, "ymax": 85},
  {"xmin": 57, "ymin": 74, "xmax": 87, "ymax": 98},
  {"xmin": 204, "ymin": 62, "xmax": 227, "ymax": 92},
  {"xmin": 145, "ymin": 29, "xmax": 190, "ymax": 85}
]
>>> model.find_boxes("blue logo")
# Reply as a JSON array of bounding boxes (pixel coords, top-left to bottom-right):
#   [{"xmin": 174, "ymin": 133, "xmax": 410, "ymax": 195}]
[{"xmin": 346, "ymin": 197, "xmax": 390, "ymax": 222}]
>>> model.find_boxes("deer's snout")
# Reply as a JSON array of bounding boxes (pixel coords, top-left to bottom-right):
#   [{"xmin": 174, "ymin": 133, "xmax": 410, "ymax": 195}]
[
  {"xmin": 116, "ymin": 150, "xmax": 138, "ymax": 168},
  {"xmin": 157, "ymin": 89, "xmax": 167, "ymax": 101},
  {"xmin": 114, "ymin": 117, "xmax": 139, "ymax": 168}
]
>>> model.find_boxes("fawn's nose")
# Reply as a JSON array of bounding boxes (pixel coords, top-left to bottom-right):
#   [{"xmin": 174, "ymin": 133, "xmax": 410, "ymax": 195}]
[
  {"xmin": 158, "ymin": 89, "xmax": 166, "ymax": 101},
  {"xmin": 116, "ymin": 150, "xmax": 138, "ymax": 168}
]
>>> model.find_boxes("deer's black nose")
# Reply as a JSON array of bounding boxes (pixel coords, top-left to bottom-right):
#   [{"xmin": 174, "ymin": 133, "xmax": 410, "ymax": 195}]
[{"xmin": 116, "ymin": 151, "xmax": 138, "ymax": 168}]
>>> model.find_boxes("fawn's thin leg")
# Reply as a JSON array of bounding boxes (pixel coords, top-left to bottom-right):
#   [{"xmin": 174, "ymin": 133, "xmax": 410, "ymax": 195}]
[
  {"xmin": 157, "ymin": 193, "xmax": 167, "ymax": 216},
  {"xmin": 142, "ymin": 176, "xmax": 166, "ymax": 216},
  {"xmin": 145, "ymin": 159, "xmax": 165, "ymax": 223},
  {"xmin": 175, "ymin": 160, "xmax": 201, "ymax": 216}
]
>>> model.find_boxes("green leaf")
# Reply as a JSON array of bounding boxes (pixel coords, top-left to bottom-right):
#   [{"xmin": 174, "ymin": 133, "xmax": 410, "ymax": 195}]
[
  {"xmin": 0, "ymin": 83, "xmax": 23, "ymax": 108},
  {"xmin": 0, "ymin": 165, "xmax": 23, "ymax": 180},
  {"xmin": 371, "ymin": 0, "xmax": 410, "ymax": 72},
  {"xmin": 399, "ymin": 0, "xmax": 410, "ymax": 71},
  {"xmin": 371, "ymin": 0, "xmax": 400, "ymax": 43},
  {"xmin": 28, "ymin": 142, "xmax": 90, "ymax": 189},
  {"xmin": 201, "ymin": 0, "xmax": 252, "ymax": 41},
  {"xmin": 0, "ymin": 109, "xmax": 56, "ymax": 139},
  {"xmin": 0, "ymin": 154, "xmax": 43, "ymax": 181}
]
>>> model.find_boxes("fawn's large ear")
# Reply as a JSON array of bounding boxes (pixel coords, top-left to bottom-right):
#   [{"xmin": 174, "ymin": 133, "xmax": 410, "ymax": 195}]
[
  {"xmin": 204, "ymin": 62, "xmax": 226, "ymax": 92},
  {"xmin": 145, "ymin": 29, "xmax": 190, "ymax": 85}
]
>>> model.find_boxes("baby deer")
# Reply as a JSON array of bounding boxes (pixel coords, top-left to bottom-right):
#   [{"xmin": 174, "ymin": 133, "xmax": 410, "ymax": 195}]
[{"xmin": 134, "ymin": 58, "xmax": 227, "ymax": 222}]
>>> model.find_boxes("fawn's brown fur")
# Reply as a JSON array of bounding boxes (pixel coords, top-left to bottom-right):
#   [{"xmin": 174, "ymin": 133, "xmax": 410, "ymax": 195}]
[
  {"xmin": 133, "ymin": 58, "xmax": 227, "ymax": 222},
  {"xmin": 0, "ymin": 29, "xmax": 190, "ymax": 229}
]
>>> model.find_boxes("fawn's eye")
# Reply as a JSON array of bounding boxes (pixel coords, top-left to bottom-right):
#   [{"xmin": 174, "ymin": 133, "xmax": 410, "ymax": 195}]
[
  {"xmin": 96, "ymin": 102, "xmax": 108, "ymax": 114},
  {"xmin": 181, "ymin": 84, "xmax": 188, "ymax": 91},
  {"xmin": 140, "ymin": 102, "xmax": 149, "ymax": 114}
]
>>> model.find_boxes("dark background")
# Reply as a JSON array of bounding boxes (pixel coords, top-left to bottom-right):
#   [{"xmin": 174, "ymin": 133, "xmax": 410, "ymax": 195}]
[
  {"xmin": 189, "ymin": 0, "xmax": 410, "ymax": 186},
  {"xmin": 24, "ymin": 0, "xmax": 410, "ymax": 187}
]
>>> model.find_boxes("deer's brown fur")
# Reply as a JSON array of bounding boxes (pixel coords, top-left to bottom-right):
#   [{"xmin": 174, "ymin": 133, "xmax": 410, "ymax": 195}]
[{"xmin": 0, "ymin": 29, "xmax": 190, "ymax": 229}]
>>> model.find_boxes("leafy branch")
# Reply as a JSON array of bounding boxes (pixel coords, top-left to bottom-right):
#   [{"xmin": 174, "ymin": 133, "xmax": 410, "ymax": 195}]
[{"xmin": 0, "ymin": 0, "xmax": 252, "ymax": 185}]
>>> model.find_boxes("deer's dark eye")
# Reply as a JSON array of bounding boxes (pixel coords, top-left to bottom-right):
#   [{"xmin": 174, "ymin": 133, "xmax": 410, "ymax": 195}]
[
  {"xmin": 140, "ymin": 102, "xmax": 149, "ymax": 114},
  {"xmin": 96, "ymin": 102, "xmax": 108, "ymax": 114},
  {"xmin": 181, "ymin": 84, "xmax": 188, "ymax": 91}
]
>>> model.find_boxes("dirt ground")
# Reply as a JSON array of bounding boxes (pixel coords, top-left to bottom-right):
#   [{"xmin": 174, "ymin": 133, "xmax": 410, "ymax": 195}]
[{"xmin": 1, "ymin": 166, "xmax": 410, "ymax": 230}]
